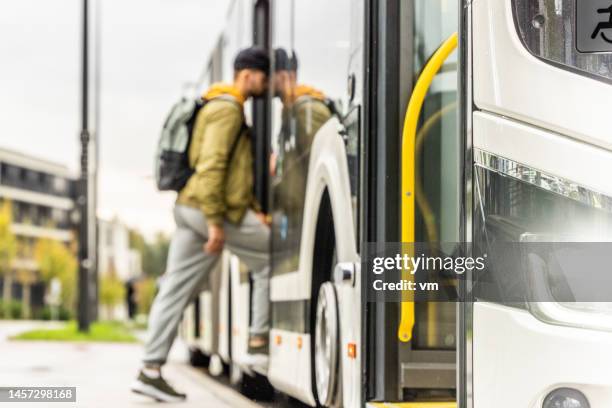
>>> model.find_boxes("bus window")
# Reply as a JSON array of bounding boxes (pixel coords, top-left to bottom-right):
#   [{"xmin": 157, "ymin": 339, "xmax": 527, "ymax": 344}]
[
  {"xmin": 270, "ymin": 0, "xmax": 351, "ymax": 277},
  {"xmin": 512, "ymin": 0, "xmax": 612, "ymax": 82}
]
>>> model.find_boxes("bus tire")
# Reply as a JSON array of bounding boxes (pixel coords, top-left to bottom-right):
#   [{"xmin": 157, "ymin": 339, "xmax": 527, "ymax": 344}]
[
  {"xmin": 188, "ymin": 347, "xmax": 210, "ymax": 368},
  {"xmin": 239, "ymin": 372, "xmax": 275, "ymax": 401},
  {"xmin": 314, "ymin": 282, "xmax": 341, "ymax": 407},
  {"xmin": 229, "ymin": 362, "xmax": 242, "ymax": 386}
]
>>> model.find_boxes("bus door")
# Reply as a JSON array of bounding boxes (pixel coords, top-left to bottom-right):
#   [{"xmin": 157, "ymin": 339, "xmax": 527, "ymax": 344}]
[
  {"xmin": 464, "ymin": 1, "xmax": 612, "ymax": 407},
  {"xmin": 398, "ymin": 0, "xmax": 460, "ymax": 400},
  {"xmin": 365, "ymin": 0, "xmax": 460, "ymax": 406}
]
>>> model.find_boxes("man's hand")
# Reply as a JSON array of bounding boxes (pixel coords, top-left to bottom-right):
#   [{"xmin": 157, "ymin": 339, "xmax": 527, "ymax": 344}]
[
  {"xmin": 255, "ymin": 212, "xmax": 271, "ymax": 226},
  {"xmin": 204, "ymin": 224, "xmax": 225, "ymax": 253},
  {"xmin": 269, "ymin": 152, "xmax": 277, "ymax": 176}
]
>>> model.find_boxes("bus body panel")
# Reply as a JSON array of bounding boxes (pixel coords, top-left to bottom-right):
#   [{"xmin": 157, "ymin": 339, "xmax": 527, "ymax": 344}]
[
  {"xmin": 473, "ymin": 0, "xmax": 612, "ymax": 152},
  {"xmin": 197, "ymin": 290, "xmax": 213, "ymax": 355},
  {"xmin": 471, "ymin": 1, "xmax": 612, "ymax": 407},
  {"xmin": 270, "ymin": 118, "xmax": 358, "ymax": 301},
  {"xmin": 268, "ymin": 329, "xmax": 316, "ymax": 406},
  {"xmin": 181, "ymin": 302, "xmax": 196, "ymax": 346},
  {"xmin": 217, "ymin": 252, "xmax": 231, "ymax": 364},
  {"xmin": 474, "ymin": 302, "xmax": 612, "ymax": 408},
  {"xmin": 268, "ymin": 118, "xmax": 361, "ymax": 407},
  {"xmin": 472, "ymin": 110, "xmax": 612, "ymax": 408},
  {"xmin": 229, "ymin": 255, "xmax": 250, "ymax": 367}
]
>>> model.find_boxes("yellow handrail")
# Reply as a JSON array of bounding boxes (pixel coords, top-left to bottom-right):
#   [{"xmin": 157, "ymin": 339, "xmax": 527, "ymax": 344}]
[{"xmin": 398, "ymin": 32, "xmax": 458, "ymax": 343}]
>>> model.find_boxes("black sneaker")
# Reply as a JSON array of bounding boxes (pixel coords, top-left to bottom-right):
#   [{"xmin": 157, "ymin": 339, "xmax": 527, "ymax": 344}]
[
  {"xmin": 131, "ymin": 370, "xmax": 187, "ymax": 403},
  {"xmin": 247, "ymin": 334, "xmax": 269, "ymax": 355},
  {"xmin": 243, "ymin": 334, "xmax": 269, "ymax": 368}
]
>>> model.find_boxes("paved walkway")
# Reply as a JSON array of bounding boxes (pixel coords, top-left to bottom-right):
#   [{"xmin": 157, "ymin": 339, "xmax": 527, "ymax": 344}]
[{"xmin": 0, "ymin": 320, "xmax": 260, "ymax": 408}]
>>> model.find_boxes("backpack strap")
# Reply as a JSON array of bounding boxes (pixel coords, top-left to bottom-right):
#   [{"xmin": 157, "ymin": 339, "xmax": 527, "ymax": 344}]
[
  {"xmin": 193, "ymin": 95, "xmax": 245, "ymax": 168},
  {"xmin": 227, "ymin": 122, "xmax": 246, "ymax": 165}
]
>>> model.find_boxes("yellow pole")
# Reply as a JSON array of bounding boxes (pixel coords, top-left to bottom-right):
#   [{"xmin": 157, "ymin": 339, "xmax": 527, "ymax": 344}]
[{"xmin": 398, "ymin": 32, "xmax": 458, "ymax": 343}]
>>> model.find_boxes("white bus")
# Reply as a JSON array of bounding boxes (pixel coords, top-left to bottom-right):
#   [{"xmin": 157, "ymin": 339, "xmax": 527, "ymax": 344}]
[{"xmin": 180, "ymin": 1, "xmax": 612, "ymax": 407}]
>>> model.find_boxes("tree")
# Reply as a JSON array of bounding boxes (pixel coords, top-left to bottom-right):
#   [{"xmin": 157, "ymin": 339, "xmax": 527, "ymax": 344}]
[
  {"xmin": 129, "ymin": 229, "xmax": 170, "ymax": 277},
  {"xmin": 0, "ymin": 201, "xmax": 17, "ymax": 310},
  {"xmin": 147, "ymin": 232, "xmax": 170, "ymax": 277},
  {"xmin": 99, "ymin": 263, "xmax": 125, "ymax": 320},
  {"xmin": 135, "ymin": 277, "xmax": 157, "ymax": 316},
  {"xmin": 35, "ymin": 238, "xmax": 78, "ymax": 314},
  {"xmin": 15, "ymin": 269, "xmax": 36, "ymax": 319}
]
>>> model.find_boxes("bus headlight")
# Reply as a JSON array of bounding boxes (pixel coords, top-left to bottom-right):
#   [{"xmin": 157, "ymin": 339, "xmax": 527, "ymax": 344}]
[
  {"xmin": 524, "ymin": 245, "xmax": 612, "ymax": 332},
  {"xmin": 528, "ymin": 301, "xmax": 612, "ymax": 333},
  {"xmin": 542, "ymin": 388, "xmax": 589, "ymax": 408}
]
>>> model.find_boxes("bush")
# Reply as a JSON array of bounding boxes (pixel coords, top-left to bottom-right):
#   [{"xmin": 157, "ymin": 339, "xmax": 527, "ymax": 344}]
[
  {"xmin": 34, "ymin": 305, "xmax": 72, "ymax": 321},
  {"xmin": 0, "ymin": 300, "xmax": 23, "ymax": 319},
  {"xmin": 58, "ymin": 307, "xmax": 72, "ymax": 321},
  {"xmin": 12, "ymin": 320, "xmax": 137, "ymax": 343}
]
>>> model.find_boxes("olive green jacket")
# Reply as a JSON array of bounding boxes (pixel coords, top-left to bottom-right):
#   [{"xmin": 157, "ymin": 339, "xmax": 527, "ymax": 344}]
[
  {"xmin": 275, "ymin": 88, "xmax": 332, "ymax": 211},
  {"xmin": 177, "ymin": 84, "xmax": 260, "ymax": 226}
]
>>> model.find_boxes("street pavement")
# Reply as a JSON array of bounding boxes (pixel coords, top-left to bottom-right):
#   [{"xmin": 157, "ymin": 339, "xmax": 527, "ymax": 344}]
[{"xmin": 0, "ymin": 320, "xmax": 261, "ymax": 408}]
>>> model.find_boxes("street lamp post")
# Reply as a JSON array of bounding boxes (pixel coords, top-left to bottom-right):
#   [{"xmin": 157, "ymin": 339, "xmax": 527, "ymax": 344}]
[{"xmin": 78, "ymin": 0, "xmax": 98, "ymax": 332}]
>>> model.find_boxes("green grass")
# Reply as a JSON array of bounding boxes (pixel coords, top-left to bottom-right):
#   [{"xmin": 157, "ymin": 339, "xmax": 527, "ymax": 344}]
[{"xmin": 11, "ymin": 321, "xmax": 138, "ymax": 343}]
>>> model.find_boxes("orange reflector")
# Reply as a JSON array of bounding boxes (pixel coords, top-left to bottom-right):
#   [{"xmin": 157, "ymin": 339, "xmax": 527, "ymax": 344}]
[
  {"xmin": 297, "ymin": 336, "xmax": 303, "ymax": 349},
  {"xmin": 275, "ymin": 335, "xmax": 282, "ymax": 345},
  {"xmin": 348, "ymin": 342, "xmax": 357, "ymax": 359}
]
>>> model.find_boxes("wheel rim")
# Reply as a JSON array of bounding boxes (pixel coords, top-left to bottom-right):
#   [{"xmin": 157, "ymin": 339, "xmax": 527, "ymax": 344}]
[{"xmin": 315, "ymin": 282, "xmax": 339, "ymax": 406}]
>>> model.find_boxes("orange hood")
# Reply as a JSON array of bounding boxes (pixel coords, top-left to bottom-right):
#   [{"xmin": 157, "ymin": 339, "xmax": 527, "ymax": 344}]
[
  {"xmin": 203, "ymin": 83, "xmax": 246, "ymax": 106},
  {"xmin": 293, "ymin": 84, "xmax": 326, "ymax": 101}
]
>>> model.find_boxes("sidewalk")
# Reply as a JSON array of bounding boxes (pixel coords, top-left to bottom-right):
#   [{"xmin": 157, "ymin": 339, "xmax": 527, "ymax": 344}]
[{"xmin": 0, "ymin": 320, "xmax": 260, "ymax": 408}]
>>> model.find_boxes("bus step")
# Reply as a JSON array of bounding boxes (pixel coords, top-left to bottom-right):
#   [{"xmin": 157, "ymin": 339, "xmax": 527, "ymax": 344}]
[{"xmin": 367, "ymin": 402, "xmax": 456, "ymax": 408}]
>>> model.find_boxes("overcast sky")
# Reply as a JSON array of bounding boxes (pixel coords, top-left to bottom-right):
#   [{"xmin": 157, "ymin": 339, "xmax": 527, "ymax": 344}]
[{"xmin": 0, "ymin": 0, "xmax": 228, "ymax": 238}]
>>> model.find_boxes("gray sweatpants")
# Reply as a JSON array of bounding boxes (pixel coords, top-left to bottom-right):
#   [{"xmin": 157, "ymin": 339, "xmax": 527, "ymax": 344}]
[{"xmin": 143, "ymin": 204, "xmax": 270, "ymax": 365}]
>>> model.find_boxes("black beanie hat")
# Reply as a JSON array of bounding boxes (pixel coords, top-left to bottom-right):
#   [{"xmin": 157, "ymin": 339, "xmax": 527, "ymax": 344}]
[
  {"xmin": 274, "ymin": 48, "xmax": 290, "ymax": 71},
  {"xmin": 234, "ymin": 47, "xmax": 270, "ymax": 75},
  {"xmin": 274, "ymin": 48, "xmax": 298, "ymax": 72}
]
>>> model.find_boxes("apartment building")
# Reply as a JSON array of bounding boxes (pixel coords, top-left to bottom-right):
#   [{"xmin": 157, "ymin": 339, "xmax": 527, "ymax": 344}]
[{"xmin": 0, "ymin": 147, "xmax": 76, "ymax": 312}]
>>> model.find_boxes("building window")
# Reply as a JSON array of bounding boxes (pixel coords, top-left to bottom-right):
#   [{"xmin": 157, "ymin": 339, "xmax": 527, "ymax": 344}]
[
  {"xmin": 53, "ymin": 176, "xmax": 68, "ymax": 195},
  {"xmin": 51, "ymin": 208, "xmax": 68, "ymax": 228},
  {"xmin": 106, "ymin": 228, "xmax": 114, "ymax": 247},
  {"xmin": 5, "ymin": 165, "xmax": 21, "ymax": 185}
]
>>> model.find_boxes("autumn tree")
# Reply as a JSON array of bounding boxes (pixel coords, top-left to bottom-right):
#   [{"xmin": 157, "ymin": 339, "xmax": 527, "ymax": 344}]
[
  {"xmin": 99, "ymin": 262, "xmax": 125, "ymax": 320},
  {"xmin": 135, "ymin": 277, "xmax": 157, "ymax": 316},
  {"xmin": 35, "ymin": 238, "xmax": 78, "ymax": 313},
  {"xmin": 0, "ymin": 201, "xmax": 17, "ymax": 310}
]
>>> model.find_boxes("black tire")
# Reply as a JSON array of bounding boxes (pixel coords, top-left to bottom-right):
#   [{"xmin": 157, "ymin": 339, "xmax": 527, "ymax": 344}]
[
  {"xmin": 188, "ymin": 347, "xmax": 211, "ymax": 368},
  {"xmin": 309, "ymin": 191, "xmax": 341, "ymax": 407},
  {"xmin": 240, "ymin": 372, "xmax": 275, "ymax": 401},
  {"xmin": 314, "ymin": 283, "xmax": 341, "ymax": 407},
  {"xmin": 229, "ymin": 361, "xmax": 243, "ymax": 386}
]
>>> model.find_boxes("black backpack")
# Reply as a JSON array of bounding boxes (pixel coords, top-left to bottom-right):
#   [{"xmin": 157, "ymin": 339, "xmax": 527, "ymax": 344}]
[{"xmin": 155, "ymin": 97, "xmax": 242, "ymax": 192}]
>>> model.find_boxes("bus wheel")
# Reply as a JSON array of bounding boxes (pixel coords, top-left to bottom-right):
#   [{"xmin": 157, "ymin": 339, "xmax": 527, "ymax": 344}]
[
  {"xmin": 188, "ymin": 347, "xmax": 210, "ymax": 368},
  {"xmin": 314, "ymin": 282, "xmax": 340, "ymax": 407},
  {"xmin": 240, "ymin": 372, "xmax": 275, "ymax": 401},
  {"xmin": 229, "ymin": 362, "xmax": 242, "ymax": 386}
]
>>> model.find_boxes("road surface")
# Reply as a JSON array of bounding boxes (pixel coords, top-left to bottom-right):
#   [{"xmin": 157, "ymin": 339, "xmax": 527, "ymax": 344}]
[{"xmin": 0, "ymin": 320, "xmax": 264, "ymax": 408}]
